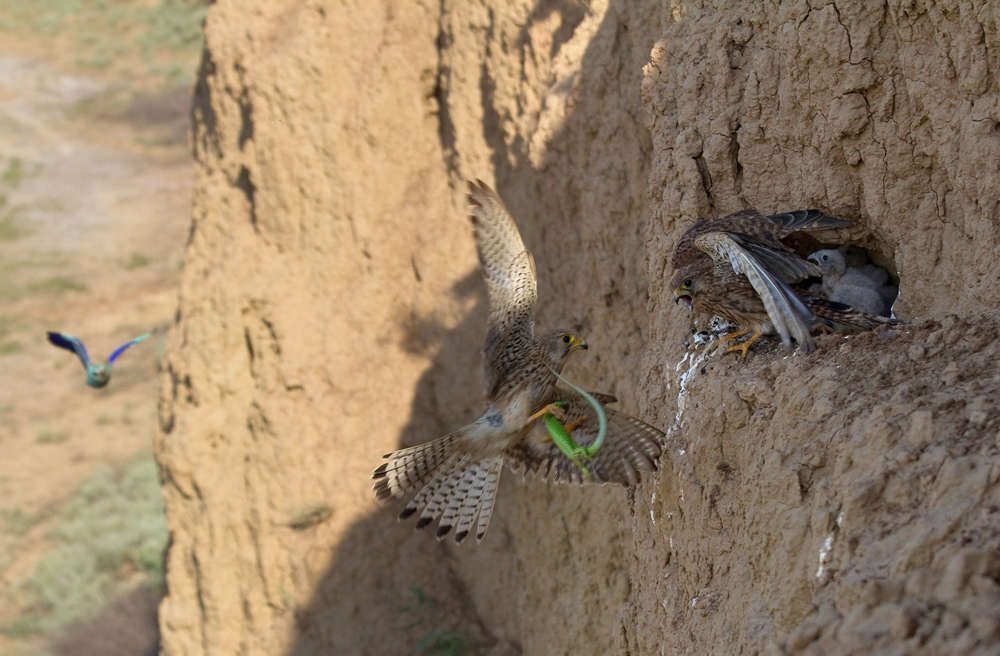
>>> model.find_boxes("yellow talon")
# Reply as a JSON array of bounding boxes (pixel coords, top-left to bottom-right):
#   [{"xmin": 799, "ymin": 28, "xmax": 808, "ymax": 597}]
[
  {"xmin": 724, "ymin": 331, "xmax": 763, "ymax": 358},
  {"xmin": 529, "ymin": 403, "xmax": 567, "ymax": 423},
  {"xmin": 718, "ymin": 327, "xmax": 750, "ymax": 343}
]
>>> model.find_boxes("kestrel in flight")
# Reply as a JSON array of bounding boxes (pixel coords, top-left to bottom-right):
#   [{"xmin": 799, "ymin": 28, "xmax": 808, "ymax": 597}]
[
  {"xmin": 373, "ymin": 180, "xmax": 663, "ymax": 543},
  {"xmin": 668, "ymin": 208, "xmax": 854, "ymax": 355}
]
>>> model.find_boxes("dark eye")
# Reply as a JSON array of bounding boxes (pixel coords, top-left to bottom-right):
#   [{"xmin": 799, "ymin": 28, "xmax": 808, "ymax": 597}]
[
  {"xmin": 822, "ymin": 255, "xmax": 830, "ymax": 262},
  {"xmin": 561, "ymin": 334, "xmax": 573, "ymax": 344},
  {"xmin": 683, "ymin": 278, "xmax": 693, "ymax": 287}
]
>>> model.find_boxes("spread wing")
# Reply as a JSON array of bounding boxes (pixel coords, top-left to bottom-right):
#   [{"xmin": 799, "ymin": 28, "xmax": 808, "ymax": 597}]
[
  {"xmin": 47, "ymin": 331, "xmax": 91, "ymax": 369},
  {"xmin": 671, "ymin": 207, "xmax": 855, "ymax": 352},
  {"xmin": 506, "ymin": 391, "xmax": 663, "ymax": 485},
  {"xmin": 764, "ymin": 209, "xmax": 853, "ymax": 232},
  {"xmin": 694, "ymin": 231, "xmax": 816, "ymax": 351},
  {"xmin": 108, "ymin": 332, "xmax": 151, "ymax": 365},
  {"xmin": 672, "ymin": 208, "xmax": 853, "ymax": 275},
  {"xmin": 806, "ymin": 296, "xmax": 899, "ymax": 333},
  {"xmin": 467, "ymin": 180, "xmax": 537, "ymax": 397}
]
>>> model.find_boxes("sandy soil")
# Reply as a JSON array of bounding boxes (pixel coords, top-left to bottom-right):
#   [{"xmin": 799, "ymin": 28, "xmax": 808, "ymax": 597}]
[{"xmin": 0, "ymin": 46, "xmax": 190, "ymax": 653}]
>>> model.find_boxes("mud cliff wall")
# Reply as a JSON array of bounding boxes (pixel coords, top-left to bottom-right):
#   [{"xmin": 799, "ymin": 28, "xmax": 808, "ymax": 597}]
[{"xmin": 158, "ymin": 1, "xmax": 1000, "ymax": 654}]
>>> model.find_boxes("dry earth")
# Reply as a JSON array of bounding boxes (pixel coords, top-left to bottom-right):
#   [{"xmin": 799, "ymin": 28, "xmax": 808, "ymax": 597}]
[
  {"xmin": 159, "ymin": 1, "xmax": 1000, "ymax": 655},
  {"xmin": 0, "ymin": 42, "xmax": 190, "ymax": 655}
]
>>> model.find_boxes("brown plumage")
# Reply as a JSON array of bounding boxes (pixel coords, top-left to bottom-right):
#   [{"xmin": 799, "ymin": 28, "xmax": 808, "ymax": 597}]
[
  {"xmin": 669, "ymin": 208, "xmax": 853, "ymax": 355},
  {"xmin": 373, "ymin": 180, "xmax": 663, "ymax": 543},
  {"xmin": 673, "ymin": 260, "xmax": 896, "ymax": 356},
  {"xmin": 808, "ymin": 295, "xmax": 898, "ymax": 334}
]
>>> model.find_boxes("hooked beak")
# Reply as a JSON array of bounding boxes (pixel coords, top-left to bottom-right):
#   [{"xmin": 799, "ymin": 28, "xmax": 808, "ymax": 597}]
[
  {"xmin": 673, "ymin": 292, "xmax": 693, "ymax": 311},
  {"xmin": 570, "ymin": 336, "xmax": 588, "ymax": 351}
]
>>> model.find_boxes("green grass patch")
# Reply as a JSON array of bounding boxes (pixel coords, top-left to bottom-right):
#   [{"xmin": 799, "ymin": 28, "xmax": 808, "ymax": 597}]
[
  {"xmin": 286, "ymin": 503, "xmax": 333, "ymax": 530},
  {"xmin": 24, "ymin": 277, "xmax": 89, "ymax": 296},
  {"xmin": 400, "ymin": 587, "xmax": 469, "ymax": 656},
  {"xmin": 35, "ymin": 427, "xmax": 68, "ymax": 444},
  {"xmin": 122, "ymin": 251, "xmax": 151, "ymax": 270},
  {"xmin": 3, "ymin": 460, "xmax": 168, "ymax": 636},
  {"xmin": 0, "ymin": 340, "xmax": 23, "ymax": 355},
  {"xmin": 135, "ymin": 134, "xmax": 171, "ymax": 148},
  {"xmin": 0, "ymin": 317, "xmax": 22, "ymax": 354},
  {"xmin": 77, "ymin": 52, "xmax": 113, "ymax": 70},
  {"xmin": 0, "ymin": 252, "xmax": 69, "ymax": 273},
  {"xmin": 2, "ymin": 158, "xmax": 24, "ymax": 186},
  {"xmin": 0, "ymin": 0, "xmax": 208, "ymax": 88},
  {"xmin": 0, "ymin": 507, "xmax": 38, "ymax": 537},
  {"xmin": 0, "ymin": 257, "xmax": 75, "ymax": 300},
  {"xmin": 0, "ymin": 275, "xmax": 89, "ymax": 301},
  {"xmin": 0, "ymin": 215, "xmax": 24, "ymax": 242},
  {"xmin": 0, "ymin": 615, "xmax": 46, "ymax": 639}
]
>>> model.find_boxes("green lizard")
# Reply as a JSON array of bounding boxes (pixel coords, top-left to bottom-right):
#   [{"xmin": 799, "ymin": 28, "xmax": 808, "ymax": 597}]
[{"xmin": 541, "ymin": 365, "xmax": 608, "ymax": 478}]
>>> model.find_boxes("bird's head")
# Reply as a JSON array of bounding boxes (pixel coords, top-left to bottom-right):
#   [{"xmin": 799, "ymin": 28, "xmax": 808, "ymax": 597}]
[
  {"xmin": 838, "ymin": 245, "xmax": 868, "ymax": 268},
  {"xmin": 87, "ymin": 365, "xmax": 111, "ymax": 388},
  {"xmin": 670, "ymin": 264, "xmax": 705, "ymax": 312},
  {"xmin": 807, "ymin": 249, "xmax": 845, "ymax": 277},
  {"xmin": 539, "ymin": 329, "xmax": 588, "ymax": 369}
]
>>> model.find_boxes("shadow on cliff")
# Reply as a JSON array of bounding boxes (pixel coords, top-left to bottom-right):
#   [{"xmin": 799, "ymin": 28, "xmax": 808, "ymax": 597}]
[
  {"xmin": 287, "ymin": 2, "xmax": 653, "ymax": 654},
  {"xmin": 287, "ymin": 272, "xmax": 518, "ymax": 655},
  {"xmin": 49, "ymin": 586, "xmax": 161, "ymax": 656}
]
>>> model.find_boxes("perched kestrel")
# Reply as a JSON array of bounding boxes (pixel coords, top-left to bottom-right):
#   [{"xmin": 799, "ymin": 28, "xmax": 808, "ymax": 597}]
[
  {"xmin": 669, "ymin": 208, "xmax": 853, "ymax": 355},
  {"xmin": 372, "ymin": 180, "xmax": 663, "ymax": 543},
  {"xmin": 808, "ymin": 249, "xmax": 890, "ymax": 316},
  {"xmin": 672, "ymin": 261, "xmax": 894, "ymax": 356},
  {"xmin": 47, "ymin": 331, "xmax": 151, "ymax": 388}
]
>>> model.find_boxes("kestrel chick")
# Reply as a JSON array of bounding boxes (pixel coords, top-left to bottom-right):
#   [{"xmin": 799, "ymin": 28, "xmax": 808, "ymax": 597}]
[
  {"xmin": 808, "ymin": 249, "xmax": 892, "ymax": 316},
  {"xmin": 837, "ymin": 245, "xmax": 898, "ymax": 308},
  {"xmin": 669, "ymin": 208, "xmax": 853, "ymax": 355},
  {"xmin": 48, "ymin": 331, "xmax": 151, "ymax": 388},
  {"xmin": 373, "ymin": 180, "xmax": 663, "ymax": 543},
  {"xmin": 838, "ymin": 246, "xmax": 887, "ymax": 285}
]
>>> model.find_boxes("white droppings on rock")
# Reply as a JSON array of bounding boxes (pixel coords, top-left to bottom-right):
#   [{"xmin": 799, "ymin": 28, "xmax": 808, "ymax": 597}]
[
  {"xmin": 816, "ymin": 533, "xmax": 835, "ymax": 579},
  {"xmin": 674, "ymin": 349, "xmax": 708, "ymax": 424}
]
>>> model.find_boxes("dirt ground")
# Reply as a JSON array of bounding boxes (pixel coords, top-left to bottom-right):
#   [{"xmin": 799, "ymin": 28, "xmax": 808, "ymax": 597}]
[{"xmin": 0, "ymin": 37, "xmax": 191, "ymax": 654}]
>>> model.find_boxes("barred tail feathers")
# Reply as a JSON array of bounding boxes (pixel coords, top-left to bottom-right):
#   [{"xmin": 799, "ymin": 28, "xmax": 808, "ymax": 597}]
[
  {"xmin": 402, "ymin": 454, "xmax": 505, "ymax": 544},
  {"xmin": 433, "ymin": 455, "xmax": 504, "ymax": 543},
  {"xmin": 373, "ymin": 421, "xmax": 507, "ymax": 543},
  {"xmin": 372, "ymin": 429, "xmax": 465, "ymax": 503},
  {"xmin": 475, "ymin": 457, "xmax": 504, "ymax": 542}
]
